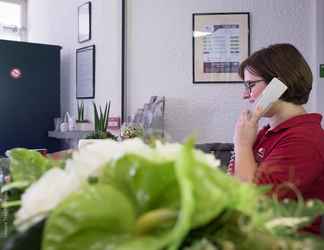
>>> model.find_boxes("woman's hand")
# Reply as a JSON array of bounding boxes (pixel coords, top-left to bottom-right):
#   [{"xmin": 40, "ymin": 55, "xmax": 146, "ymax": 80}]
[
  {"xmin": 234, "ymin": 107, "xmax": 263, "ymax": 148},
  {"xmin": 233, "ymin": 107, "xmax": 263, "ymax": 182}
]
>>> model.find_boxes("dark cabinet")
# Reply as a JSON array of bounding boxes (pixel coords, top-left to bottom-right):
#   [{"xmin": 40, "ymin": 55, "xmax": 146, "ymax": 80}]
[{"xmin": 0, "ymin": 39, "xmax": 61, "ymax": 155}]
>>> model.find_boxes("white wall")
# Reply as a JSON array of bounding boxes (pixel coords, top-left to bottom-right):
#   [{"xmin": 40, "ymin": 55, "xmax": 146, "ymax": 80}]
[
  {"xmin": 28, "ymin": 0, "xmax": 122, "ymax": 121},
  {"xmin": 126, "ymin": 0, "xmax": 317, "ymax": 143}
]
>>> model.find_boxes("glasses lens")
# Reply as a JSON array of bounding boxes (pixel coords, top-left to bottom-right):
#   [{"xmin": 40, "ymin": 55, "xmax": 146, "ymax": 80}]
[
  {"xmin": 243, "ymin": 80, "xmax": 262, "ymax": 91},
  {"xmin": 243, "ymin": 81, "xmax": 251, "ymax": 91}
]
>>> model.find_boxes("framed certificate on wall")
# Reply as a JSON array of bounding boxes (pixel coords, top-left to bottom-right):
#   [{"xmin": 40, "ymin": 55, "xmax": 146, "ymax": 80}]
[
  {"xmin": 76, "ymin": 45, "xmax": 95, "ymax": 99},
  {"xmin": 193, "ymin": 12, "xmax": 250, "ymax": 83}
]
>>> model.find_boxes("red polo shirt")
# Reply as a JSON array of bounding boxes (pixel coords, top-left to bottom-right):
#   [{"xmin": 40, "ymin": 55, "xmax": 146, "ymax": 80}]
[{"xmin": 230, "ymin": 113, "xmax": 324, "ymax": 234}]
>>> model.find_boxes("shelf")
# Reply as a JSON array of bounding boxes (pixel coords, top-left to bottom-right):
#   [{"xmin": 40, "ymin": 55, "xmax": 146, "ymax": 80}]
[{"xmin": 48, "ymin": 130, "xmax": 92, "ymax": 140}]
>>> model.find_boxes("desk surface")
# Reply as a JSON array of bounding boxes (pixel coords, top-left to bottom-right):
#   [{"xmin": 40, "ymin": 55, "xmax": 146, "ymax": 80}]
[{"xmin": 48, "ymin": 130, "xmax": 92, "ymax": 139}]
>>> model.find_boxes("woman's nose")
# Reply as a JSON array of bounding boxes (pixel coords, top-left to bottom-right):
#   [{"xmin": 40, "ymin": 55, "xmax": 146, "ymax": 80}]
[{"xmin": 242, "ymin": 89, "xmax": 250, "ymax": 99}]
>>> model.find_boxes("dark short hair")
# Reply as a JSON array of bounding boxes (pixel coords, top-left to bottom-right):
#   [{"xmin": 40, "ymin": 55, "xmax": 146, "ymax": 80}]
[{"xmin": 239, "ymin": 43, "xmax": 312, "ymax": 105}]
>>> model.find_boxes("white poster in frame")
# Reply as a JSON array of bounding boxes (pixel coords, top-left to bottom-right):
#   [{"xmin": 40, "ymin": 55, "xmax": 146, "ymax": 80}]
[
  {"xmin": 76, "ymin": 45, "xmax": 95, "ymax": 99},
  {"xmin": 193, "ymin": 12, "xmax": 250, "ymax": 83}
]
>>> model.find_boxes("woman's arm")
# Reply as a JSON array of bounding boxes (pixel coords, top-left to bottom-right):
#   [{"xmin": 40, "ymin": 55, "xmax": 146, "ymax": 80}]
[
  {"xmin": 233, "ymin": 108, "xmax": 263, "ymax": 182},
  {"xmin": 234, "ymin": 144, "xmax": 258, "ymax": 182}
]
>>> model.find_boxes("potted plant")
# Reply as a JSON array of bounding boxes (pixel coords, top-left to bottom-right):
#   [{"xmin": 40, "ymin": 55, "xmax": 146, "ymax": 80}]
[
  {"xmin": 83, "ymin": 101, "xmax": 117, "ymax": 142},
  {"xmin": 75, "ymin": 101, "xmax": 92, "ymax": 131}
]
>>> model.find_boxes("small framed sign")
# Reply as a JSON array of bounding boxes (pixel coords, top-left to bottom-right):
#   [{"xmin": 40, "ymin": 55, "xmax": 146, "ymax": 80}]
[
  {"xmin": 193, "ymin": 12, "xmax": 250, "ymax": 83},
  {"xmin": 78, "ymin": 2, "xmax": 92, "ymax": 43},
  {"xmin": 76, "ymin": 45, "xmax": 95, "ymax": 99},
  {"xmin": 320, "ymin": 64, "xmax": 324, "ymax": 78}
]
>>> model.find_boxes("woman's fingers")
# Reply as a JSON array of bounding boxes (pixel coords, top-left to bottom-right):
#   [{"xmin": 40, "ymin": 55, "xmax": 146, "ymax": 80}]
[
  {"xmin": 240, "ymin": 109, "xmax": 253, "ymax": 123},
  {"xmin": 251, "ymin": 106, "xmax": 264, "ymax": 123},
  {"xmin": 246, "ymin": 110, "xmax": 252, "ymax": 120},
  {"xmin": 255, "ymin": 105, "xmax": 264, "ymax": 117}
]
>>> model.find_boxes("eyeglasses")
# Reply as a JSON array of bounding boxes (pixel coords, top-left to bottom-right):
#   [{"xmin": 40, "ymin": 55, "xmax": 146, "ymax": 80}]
[{"xmin": 243, "ymin": 79, "xmax": 264, "ymax": 93}]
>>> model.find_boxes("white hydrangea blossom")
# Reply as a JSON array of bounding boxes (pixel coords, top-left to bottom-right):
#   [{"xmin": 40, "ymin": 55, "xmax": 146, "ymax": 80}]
[
  {"xmin": 67, "ymin": 138, "xmax": 153, "ymax": 180},
  {"xmin": 265, "ymin": 217, "xmax": 309, "ymax": 229},
  {"xmin": 15, "ymin": 168, "xmax": 81, "ymax": 230},
  {"xmin": 154, "ymin": 141, "xmax": 220, "ymax": 168},
  {"xmin": 15, "ymin": 138, "xmax": 220, "ymax": 231}
]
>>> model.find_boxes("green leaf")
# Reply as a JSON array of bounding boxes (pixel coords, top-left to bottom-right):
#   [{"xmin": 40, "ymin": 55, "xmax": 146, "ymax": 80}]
[
  {"xmin": 93, "ymin": 102, "xmax": 99, "ymax": 131},
  {"xmin": 1, "ymin": 180, "xmax": 29, "ymax": 193},
  {"xmin": 81, "ymin": 101, "xmax": 84, "ymax": 120},
  {"xmin": 7, "ymin": 148, "xmax": 55, "ymax": 184},
  {"xmin": 1, "ymin": 200, "xmax": 22, "ymax": 208},
  {"xmin": 104, "ymin": 101, "xmax": 111, "ymax": 131},
  {"xmin": 99, "ymin": 106, "xmax": 104, "ymax": 131},
  {"xmin": 100, "ymin": 154, "xmax": 180, "ymax": 215},
  {"xmin": 166, "ymin": 139, "xmax": 195, "ymax": 250},
  {"xmin": 43, "ymin": 184, "xmax": 137, "ymax": 250}
]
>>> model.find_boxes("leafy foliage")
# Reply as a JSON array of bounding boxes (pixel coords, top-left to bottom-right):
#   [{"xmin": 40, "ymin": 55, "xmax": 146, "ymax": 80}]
[
  {"xmin": 43, "ymin": 140, "xmax": 324, "ymax": 250},
  {"xmin": 4, "ymin": 149, "xmax": 59, "ymax": 189},
  {"xmin": 93, "ymin": 101, "xmax": 110, "ymax": 132},
  {"xmin": 85, "ymin": 131, "xmax": 117, "ymax": 140},
  {"xmin": 3, "ymin": 141, "xmax": 324, "ymax": 250},
  {"xmin": 77, "ymin": 101, "xmax": 85, "ymax": 122}
]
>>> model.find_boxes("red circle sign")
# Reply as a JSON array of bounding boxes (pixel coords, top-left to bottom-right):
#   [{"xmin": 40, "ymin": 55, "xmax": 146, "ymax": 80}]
[{"xmin": 10, "ymin": 68, "xmax": 22, "ymax": 79}]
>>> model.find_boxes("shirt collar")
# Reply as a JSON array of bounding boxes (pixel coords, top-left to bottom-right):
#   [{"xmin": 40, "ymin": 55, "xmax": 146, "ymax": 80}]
[{"xmin": 266, "ymin": 113, "xmax": 322, "ymax": 134}]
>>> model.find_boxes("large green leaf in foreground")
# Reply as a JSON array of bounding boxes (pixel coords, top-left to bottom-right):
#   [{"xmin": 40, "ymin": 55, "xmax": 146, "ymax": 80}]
[
  {"xmin": 42, "ymin": 184, "xmax": 137, "ymax": 250},
  {"xmin": 4, "ymin": 148, "xmax": 63, "ymax": 194},
  {"xmin": 8, "ymin": 148, "xmax": 53, "ymax": 184}
]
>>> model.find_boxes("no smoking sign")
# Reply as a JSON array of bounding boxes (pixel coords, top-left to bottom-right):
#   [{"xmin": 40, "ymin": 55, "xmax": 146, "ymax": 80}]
[{"xmin": 10, "ymin": 68, "xmax": 22, "ymax": 79}]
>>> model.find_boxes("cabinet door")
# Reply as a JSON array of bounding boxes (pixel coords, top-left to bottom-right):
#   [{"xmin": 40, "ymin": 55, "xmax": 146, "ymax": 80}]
[{"xmin": 0, "ymin": 40, "xmax": 61, "ymax": 155}]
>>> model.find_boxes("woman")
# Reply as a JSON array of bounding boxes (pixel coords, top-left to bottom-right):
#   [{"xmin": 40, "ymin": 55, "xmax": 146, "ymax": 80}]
[{"xmin": 229, "ymin": 43, "xmax": 324, "ymax": 235}]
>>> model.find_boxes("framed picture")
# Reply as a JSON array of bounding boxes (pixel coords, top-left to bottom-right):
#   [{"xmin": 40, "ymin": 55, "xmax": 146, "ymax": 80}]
[
  {"xmin": 78, "ymin": 2, "xmax": 92, "ymax": 43},
  {"xmin": 192, "ymin": 12, "xmax": 250, "ymax": 83},
  {"xmin": 76, "ymin": 45, "xmax": 95, "ymax": 99}
]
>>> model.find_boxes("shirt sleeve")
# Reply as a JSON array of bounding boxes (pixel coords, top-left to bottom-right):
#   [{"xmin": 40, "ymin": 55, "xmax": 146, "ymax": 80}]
[{"xmin": 254, "ymin": 136, "xmax": 323, "ymax": 199}]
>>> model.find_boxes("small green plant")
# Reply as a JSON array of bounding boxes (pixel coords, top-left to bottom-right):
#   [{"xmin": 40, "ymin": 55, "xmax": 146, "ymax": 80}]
[
  {"xmin": 93, "ymin": 101, "xmax": 110, "ymax": 132},
  {"xmin": 77, "ymin": 101, "xmax": 86, "ymax": 122},
  {"xmin": 85, "ymin": 130, "xmax": 117, "ymax": 140},
  {"xmin": 85, "ymin": 101, "xmax": 117, "ymax": 140}
]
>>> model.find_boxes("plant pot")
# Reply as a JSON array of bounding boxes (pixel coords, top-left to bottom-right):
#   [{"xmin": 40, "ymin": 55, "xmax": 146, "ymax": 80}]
[
  {"xmin": 75, "ymin": 121, "xmax": 93, "ymax": 131},
  {"xmin": 78, "ymin": 139, "xmax": 103, "ymax": 148},
  {"xmin": 79, "ymin": 131, "xmax": 118, "ymax": 148}
]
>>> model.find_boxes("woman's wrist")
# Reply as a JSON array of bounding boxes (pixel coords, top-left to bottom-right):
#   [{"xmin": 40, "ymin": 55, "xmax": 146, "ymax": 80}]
[
  {"xmin": 234, "ymin": 145, "xmax": 257, "ymax": 183},
  {"xmin": 234, "ymin": 142, "xmax": 253, "ymax": 153}
]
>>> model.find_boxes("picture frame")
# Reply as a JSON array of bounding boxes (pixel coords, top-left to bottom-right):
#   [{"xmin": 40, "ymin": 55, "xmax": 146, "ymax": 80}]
[
  {"xmin": 76, "ymin": 45, "xmax": 95, "ymax": 99},
  {"xmin": 78, "ymin": 1, "xmax": 92, "ymax": 43},
  {"xmin": 192, "ymin": 12, "xmax": 250, "ymax": 83}
]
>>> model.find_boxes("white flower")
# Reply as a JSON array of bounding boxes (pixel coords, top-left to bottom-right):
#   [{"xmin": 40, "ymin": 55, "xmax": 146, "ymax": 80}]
[
  {"xmin": 154, "ymin": 141, "xmax": 220, "ymax": 168},
  {"xmin": 15, "ymin": 168, "xmax": 81, "ymax": 231},
  {"xmin": 195, "ymin": 151, "xmax": 221, "ymax": 169},
  {"xmin": 15, "ymin": 139, "xmax": 153, "ymax": 230},
  {"xmin": 67, "ymin": 139, "xmax": 153, "ymax": 180},
  {"xmin": 265, "ymin": 217, "xmax": 309, "ymax": 229},
  {"xmin": 15, "ymin": 138, "xmax": 221, "ymax": 231}
]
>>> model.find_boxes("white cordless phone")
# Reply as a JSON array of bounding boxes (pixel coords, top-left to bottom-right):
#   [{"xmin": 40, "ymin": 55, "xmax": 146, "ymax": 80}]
[{"xmin": 254, "ymin": 77, "xmax": 288, "ymax": 114}]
